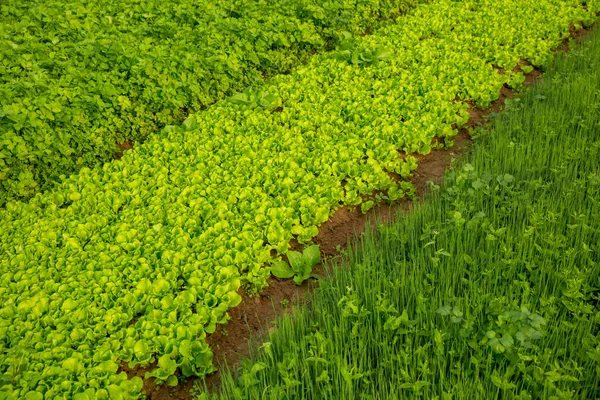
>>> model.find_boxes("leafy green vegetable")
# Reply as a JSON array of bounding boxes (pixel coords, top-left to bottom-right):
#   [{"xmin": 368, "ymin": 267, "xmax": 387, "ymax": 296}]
[
  {"xmin": 0, "ymin": 0, "xmax": 425, "ymax": 205},
  {"xmin": 335, "ymin": 34, "xmax": 392, "ymax": 66},
  {"xmin": 270, "ymin": 245, "xmax": 321, "ymax": 284},
  {"xmin": 199, "ymin": 21, "xmax": 600, "ymax": 398},
  {"xmin": 271, "ymin": 260, "xmax": 296, "ymax": 279},
  {"xmin": 0, "ymin": 0, "xmax": 597, "ymax": 398}
]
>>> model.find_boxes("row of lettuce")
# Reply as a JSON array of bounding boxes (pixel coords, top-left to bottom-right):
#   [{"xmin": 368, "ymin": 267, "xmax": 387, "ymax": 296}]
[
  {"xmin": 1, "ymin": 0, "xmax": 599, "ymax": 398},
  {"xmin": 0, "ymin": 0, "xmax": 424, "ymax": 205},
  {"xmin": 202, "ymin": 25, "xmax": 600, "ymax": 398}
]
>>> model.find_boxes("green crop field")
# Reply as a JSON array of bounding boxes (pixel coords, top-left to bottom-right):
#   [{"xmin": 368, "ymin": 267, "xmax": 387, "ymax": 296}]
[
  {"xmin": 1, "ymin": 0, "xmax": 599, "ymax": 399},
  {"xmin": 0, "ymin": 0, "xmax": 422, "ymax": 205},
  {"xmin": 203, "ymin": 23, "xmax": 600, "ymax": 399}
]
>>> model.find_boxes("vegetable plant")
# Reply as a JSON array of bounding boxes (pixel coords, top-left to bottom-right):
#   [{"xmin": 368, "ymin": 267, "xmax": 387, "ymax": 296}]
[
  {"xmin": 0, "ymin": 0, "xmax": 597, "ymax": 398},
  {"xmin": 198, "ymin": 25, "xmax": 600, "ymax": 398},
  {"xmin": 271, "ymin": 245, "xmax": 321, "ymax": 285}
]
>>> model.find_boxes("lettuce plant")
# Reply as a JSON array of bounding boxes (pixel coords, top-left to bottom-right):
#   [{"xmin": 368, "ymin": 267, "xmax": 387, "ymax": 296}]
[
  {"xmin": 271, "ymin": 245, "xmax": 321, "ymax": 285},
  {"xmin": 0, "ymin": 0, "xmax": 597, "ymax": 398}
]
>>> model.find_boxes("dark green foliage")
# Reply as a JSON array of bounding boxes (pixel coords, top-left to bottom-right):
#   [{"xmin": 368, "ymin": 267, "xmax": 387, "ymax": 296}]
[{"xmin": 0, "ymin": 0, "xmax": 423, "ymax": 205}]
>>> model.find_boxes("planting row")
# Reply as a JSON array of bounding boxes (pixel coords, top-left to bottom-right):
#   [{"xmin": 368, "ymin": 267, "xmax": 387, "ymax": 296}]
[
  {"xmin": 204, "ymin": 24, "xmax": 600, "ymax": 399},
  {"xmin": 0, "ymin": 0, "xmax": 423, "ymax": 205},
  {"xmin": 1, "ymin": 0, "xmax": 598, "ymax": 398}
]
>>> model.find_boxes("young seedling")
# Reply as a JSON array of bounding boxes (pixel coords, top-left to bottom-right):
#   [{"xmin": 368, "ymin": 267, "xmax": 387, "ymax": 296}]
[{"xmin": 270, "ymin": 244, "xmax": 321, "ymax": 285}]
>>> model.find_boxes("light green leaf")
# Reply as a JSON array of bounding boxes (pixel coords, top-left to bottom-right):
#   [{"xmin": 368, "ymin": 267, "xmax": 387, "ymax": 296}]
[
  {"xmin": 287, "ymin": 251, "xmax": 305, "ymax": 273},
  {"xmin": 303, "ymin": 245, "xmax": 321, "ymax": 268},
  {"xmin": 271, "ymin": 260, "xmax": 294, "ymax": 279}
]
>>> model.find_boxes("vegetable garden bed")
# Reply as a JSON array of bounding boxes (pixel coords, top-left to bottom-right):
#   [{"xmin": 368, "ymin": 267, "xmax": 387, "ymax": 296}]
[
  {"xmin": 0, "ymin": 0, "xmax": 423, "ymax": 205},
  {"xmin": 125, "ymin": 23, "xmax": 596, "ymax": 399},
  {"xmin": 199, "ymin": 23, "xmax": 600, "ymax": 399},
  {"xmin": 1, "ymin": 0, "xmax": 599, "ymax": 399}
]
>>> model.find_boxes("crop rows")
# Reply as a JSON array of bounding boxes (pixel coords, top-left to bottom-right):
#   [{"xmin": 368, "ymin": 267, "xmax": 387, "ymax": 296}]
[
  {"xmin": 1, "ymin": 0, "xmax": 598, "ymax": 398},
  {"xmin": 205, "ymin": 24, "xmax": 600, "ymax": 399},
  {"xmin": 0, "ymin": 0, "xmax": 423, "ymax": 205}
]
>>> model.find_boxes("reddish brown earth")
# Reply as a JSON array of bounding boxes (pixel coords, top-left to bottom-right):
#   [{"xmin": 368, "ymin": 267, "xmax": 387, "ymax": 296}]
[
  {"xmin": 120, "ymin": 25, "xmax": 593, "ymax": 400},
  {"xmin": 114, "ymin": 141, "xmax": 133, "ymax": 160}
]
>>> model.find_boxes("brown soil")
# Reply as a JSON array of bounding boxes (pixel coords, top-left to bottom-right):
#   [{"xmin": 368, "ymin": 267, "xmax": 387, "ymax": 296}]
[
  {"xmin": 557, "ymin": 24, "xmax": 591, "ymax": 52},
  {"xmin": 122, "ymin": 23, "xmax": 594, "ymax": 400},
  {"xmin": 114, "ymin": 141, "xmax": 133, "ymax": 160}
]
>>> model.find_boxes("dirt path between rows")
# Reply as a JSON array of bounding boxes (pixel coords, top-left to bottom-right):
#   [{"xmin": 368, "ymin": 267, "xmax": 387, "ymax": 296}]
[{"xmin": 121, "ymin": 24, "xmax": 594, "ymax": 400}]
